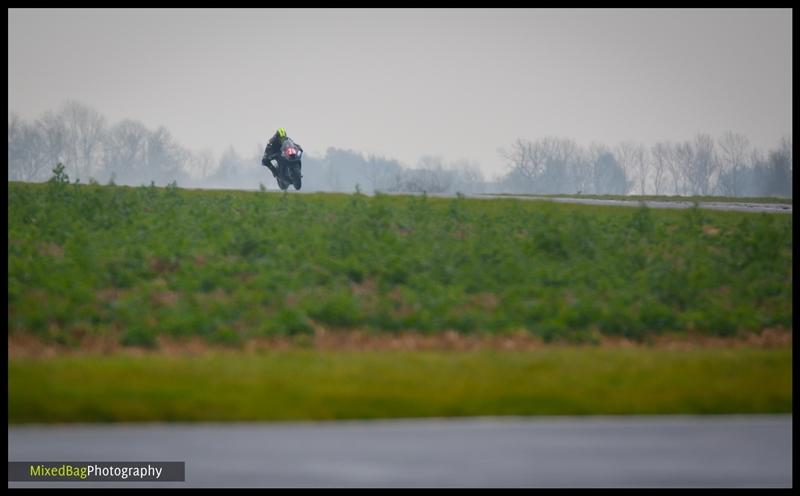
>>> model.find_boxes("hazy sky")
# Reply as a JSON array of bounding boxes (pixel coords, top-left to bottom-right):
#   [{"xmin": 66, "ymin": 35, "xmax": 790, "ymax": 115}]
[{"xmin": 8, "ymin": 8, "xmax": 792, "ymax": 178}]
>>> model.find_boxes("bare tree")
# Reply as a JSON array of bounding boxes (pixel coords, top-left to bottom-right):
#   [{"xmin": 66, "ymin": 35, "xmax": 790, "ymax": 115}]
[
  {"xmin": 500, "ymin": 137, "xmax": 580, "ymax": 193},
  {"xmin": 9, "ymin": 114, "xmax": 50, "ymax": 182},
  {"xmin": 101, "ymin": 119, "xmax": 149, "ymax": 184},
  {"xmin": 8, "ymin": 113, "xmax": 21, "ymax": 158},
  {"xmin": 8, "ymin": 113, "xmax": 25, "ymax": 180},
  {"xmin": 569, "ymin": 149, "xmax": 592, "ymax": 195},
  {"xmin": 760, "ymin": 137, "xmax": 792, "ymax": 197},
  {"xmin": 413, "ymin": 155, "xmax": 454, "ymax": 193},
  {"xmin": 667, "ymin": 135, "xmax": 721, "ymax": 197},
  {"xmin": 650, "ymin": 142, "xmax": 670, "ymax": 195},
  {"xmin": 671, "ymin": 141, "xmax": 694, "ymax": 196},
  {"xmin": 61, "ymin": 101, "xmax": 107, "ymax": 181},
  {"xmin": 36, "ymin": 110, "xmax": 71, "ymax": 176},
  {"xmin": 541, "ymin": 137, "xmax": 579, "ymax": 193},
  {"xmin": 688, "ymin": 133, "xmax": 718, "ymax": 196},
  {"xmin": 185, "ymin": 149, "xmax": 217, "ymax": 183},
  {"xmin": 500, "ymin": 138, "xmax": 547, "ymax": 188},
  {"xmin": 145, "ymin": 126, "xmax": 187, "ymax": 185},
  {"xmin": 745, "ymin": 147, "xmax": 766, "ymax": 197},
  {"xmin": 450, "ymin": 159, "xmax": 485, "ymax": 194},
  {"xmin": 383, "ymin": 155, "xmax": 455, "ymax": 194},
  {"xmin": 363, "ymin": 153, "xmax": 402, "ymax": 193},
  {"xmin": 583, "ymin": 143, "xmax": 607, "ymax": 194},
  {"xmin": 780, "ymin": 136, "xmax": 792, "ymax": 166},
  {"xmin": 615, "ymin": 142, "xmax": 640, "ymax": 195},
  {"xmin": 715, "ymin": 131, "xmax": 750, "ymax": 197},
  {"xmin": 630, "ymin": 143, "xmax": 650, "ymax": 195}
]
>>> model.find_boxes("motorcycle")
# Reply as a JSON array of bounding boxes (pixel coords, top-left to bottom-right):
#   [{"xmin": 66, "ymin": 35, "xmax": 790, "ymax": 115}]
[{"xmin": 266, "ymin": 138, "xmax": 303, "ymax": 191}]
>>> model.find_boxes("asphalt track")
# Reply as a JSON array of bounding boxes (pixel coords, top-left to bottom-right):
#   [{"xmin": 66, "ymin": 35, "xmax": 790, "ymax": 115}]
[
  {"xmin": 415, "ymin": 192, "xmax": 792, "ymax": 214},
  {"xmin": 474, "ymin": 194, "xmax": 793, "ymax": 214},
  {"xmin": 220, "ymin": 187, "xmax": 793, "ymax": 214},
  {"xmin": 8, "ymin": 415, "xmax": 792, "ymax": 488}
]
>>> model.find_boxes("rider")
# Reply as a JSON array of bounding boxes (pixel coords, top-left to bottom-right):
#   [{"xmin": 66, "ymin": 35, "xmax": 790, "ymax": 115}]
[{"xmin": 261, "ymin": 127, "xmax": 302, "ymax": 178}]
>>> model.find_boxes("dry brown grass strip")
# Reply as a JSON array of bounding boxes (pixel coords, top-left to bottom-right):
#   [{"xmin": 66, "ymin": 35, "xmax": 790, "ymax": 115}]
[{"xmin": 7, "ymin": 327, "xmax": 792, "ymax": 359}]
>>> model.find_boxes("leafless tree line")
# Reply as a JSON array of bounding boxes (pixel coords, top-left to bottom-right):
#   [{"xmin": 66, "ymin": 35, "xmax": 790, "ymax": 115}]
[
  {"xmin": 296, "ymin": 150, "xmax": 485, "ymax": 195},
  {"xmin": 499, "ymin": 133, "xmax": 792, "ymax": 197},
  {"xmin": 9, "ymin": 101, "xmax": 203, "ymax": 186},
  {"xmin": 8, "ymin": 102, "xmax": 792, "ymax": 197}
]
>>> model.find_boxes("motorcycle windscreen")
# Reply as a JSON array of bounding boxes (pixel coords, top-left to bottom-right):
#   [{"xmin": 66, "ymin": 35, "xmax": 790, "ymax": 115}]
[{"xmin": 281, "ymin": 139, "xmax": 301, "ymax": 160}]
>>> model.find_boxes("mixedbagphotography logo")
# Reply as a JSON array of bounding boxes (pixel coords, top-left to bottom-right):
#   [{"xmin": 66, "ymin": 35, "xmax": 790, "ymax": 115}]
[{"xmin": 8, "ymin": 462, "xmax": 185, "ymax": 482}]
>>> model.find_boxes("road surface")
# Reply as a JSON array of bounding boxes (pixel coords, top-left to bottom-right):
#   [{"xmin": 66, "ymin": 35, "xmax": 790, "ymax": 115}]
[
  {"xmin": 476, "ymin": 194, "xmax": 792, "ymax": 214},
  {"xmin": 186, "ymin": 187, "xmax": 793, "ymax": 214},
  {"xmin": 8, "ymin": 415, "xmax": 792, "ymax": 488}
]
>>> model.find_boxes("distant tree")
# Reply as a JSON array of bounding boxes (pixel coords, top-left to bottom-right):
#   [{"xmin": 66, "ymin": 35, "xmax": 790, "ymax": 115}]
[
  {"xmin": 61, "ymin": 101, "xmax": 106, "ymax": 181},
  {"xmin": 716, "ymin": 131, "xmax": 750, "ymax": 197},
  {"xmin": 145, "ymin": 126, "xmax": 188, "ymax": 185},
  {"xmin": 744, "ymin": 148, "xmax": 768, "ymax": 197},
  {"xmin": 363, "ymin": 153, "xmax": 403, "ymax": 193},
  {"xmin": 385, "ymin": 156, "xmax": 454, "ymax": 194},
  {"xmin": 614, "ymin": 141, "xmax": 648, "ymax": 194},
  {"xmin": 8, "ymin": 101, "xmax": 786, "ymax": 199},
  {"xmin": 36, "ymin": 110, "xmax": 71, "ymax": 177},
  {"xmin": 495, "ymin": 165, "xmax": 534, "ymax": 194},
  {"xmin": 632, "ymin": 144, "xmax": 650, "ymax": 195},
  {"xmin": 450, "ymin": 159, "xmax": 485, "ymax": 194},
  {"xmin": 499, "ymin": 138, "xmax": 543, "ymax": 192},
  {"xmin": 500, "ymin": 137, "xmax": 580, "ymax": 193},
  {"xmin": 8, "ymin": 114, "xmax": 51, "ymax": 182},
  {"xmin": 100, "ymin": 120, "xmax": 150, "ymax": 184},
  {"xmin": 650, "ymin": 142, "xmax": 671, "ymax": 195},
  {"xmin": 670, "ymin": 141, "xmax": 696, "ymax": 196},
  {"xmin": 759, "ymin": 138, "xmax": 792, "ymax": 197},
  {"xmin": 668, "ymin": 134, "xmax": 720, "ymax": 196},
  {"xmin": 185, "ymin": 149, "xmax": 217, "ymax": 184},
  {"xmin": 321, "ymin": 147, "xmax": 367, "ymax": 192},
  {"xmin": 325, "ymin": 155, "xmax": 341, "ymax": 191},
  {"xmin": 592, "ymin": 150, "xmax": 629, "ymax": 195},
  {"xmin": 582, "ymin": 143, "xmax": 607, "ymax": 194},
  {"xmin": 206, "ymin": 146, "xmax": 243, "ymax": 188},
  {"xmin": 687, "ymin": 133, "xmax": 719, "ymax": 196},
  {"xmin": 568, "ymin": 149, "xmax": 593, "ymax": 195},
  {"xmin": 539, "ymin": 138, "xmax": 579, "ymax": 193}
]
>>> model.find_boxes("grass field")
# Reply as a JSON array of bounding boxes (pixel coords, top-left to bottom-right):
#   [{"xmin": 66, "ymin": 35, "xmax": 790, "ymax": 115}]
[
  {"xmin": 8, "ymin": 180, "xmax": 793, "ymax": 422},
  {"xmin": 8, "ymin": 180, "xmax": 792, "ymax": 348},
  {"xmin": 8, "ymin": 347, "xmax": 792, "ymax": 423}
]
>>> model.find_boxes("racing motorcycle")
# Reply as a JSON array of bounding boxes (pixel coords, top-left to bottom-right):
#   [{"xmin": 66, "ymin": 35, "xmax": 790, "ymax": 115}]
[{"xmin": 266, "ymin": 138, "xmax": 303, "ymax": 191}]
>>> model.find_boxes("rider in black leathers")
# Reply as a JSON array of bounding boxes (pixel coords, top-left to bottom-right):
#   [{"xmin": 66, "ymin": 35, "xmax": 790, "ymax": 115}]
[{"xmin": 261, "ymin": 127, "xmax": 302, "ymax": 179}]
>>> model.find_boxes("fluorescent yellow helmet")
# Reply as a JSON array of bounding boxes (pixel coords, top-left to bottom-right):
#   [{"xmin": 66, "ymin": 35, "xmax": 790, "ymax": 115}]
[{"xmin": 277, "ymin": 128, "xmax": 286, "ymax": 139}]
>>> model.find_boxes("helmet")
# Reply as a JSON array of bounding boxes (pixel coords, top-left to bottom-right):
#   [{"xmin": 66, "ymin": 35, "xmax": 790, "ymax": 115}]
[{"xmin": 277, "ymin": 128, "xmax": 287, "ymax": 139}]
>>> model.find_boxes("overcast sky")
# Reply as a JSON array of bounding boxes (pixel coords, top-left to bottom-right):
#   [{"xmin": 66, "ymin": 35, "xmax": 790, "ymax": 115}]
[{"xmin": 8, "ymin": 8, "xmax": 792, "ymax": 178}]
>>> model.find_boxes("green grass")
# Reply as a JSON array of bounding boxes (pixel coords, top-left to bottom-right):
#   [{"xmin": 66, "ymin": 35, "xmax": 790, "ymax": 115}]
[
  {"xmin": 8, "ymin": 348, "xmax": 791, "ymax": 423},
  {"xmin": 7, "ymin": 181, "xmax": 793, "ymax": 346}
]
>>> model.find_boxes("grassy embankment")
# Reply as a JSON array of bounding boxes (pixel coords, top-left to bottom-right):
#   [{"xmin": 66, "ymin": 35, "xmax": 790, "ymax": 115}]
[
  {"xmin": 8, "ymin": 180, "xmax": 792, "ymax": 346},
  {"xmin": 7, "ymin": 180, "xmax": 792, "ymax": 422}
]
